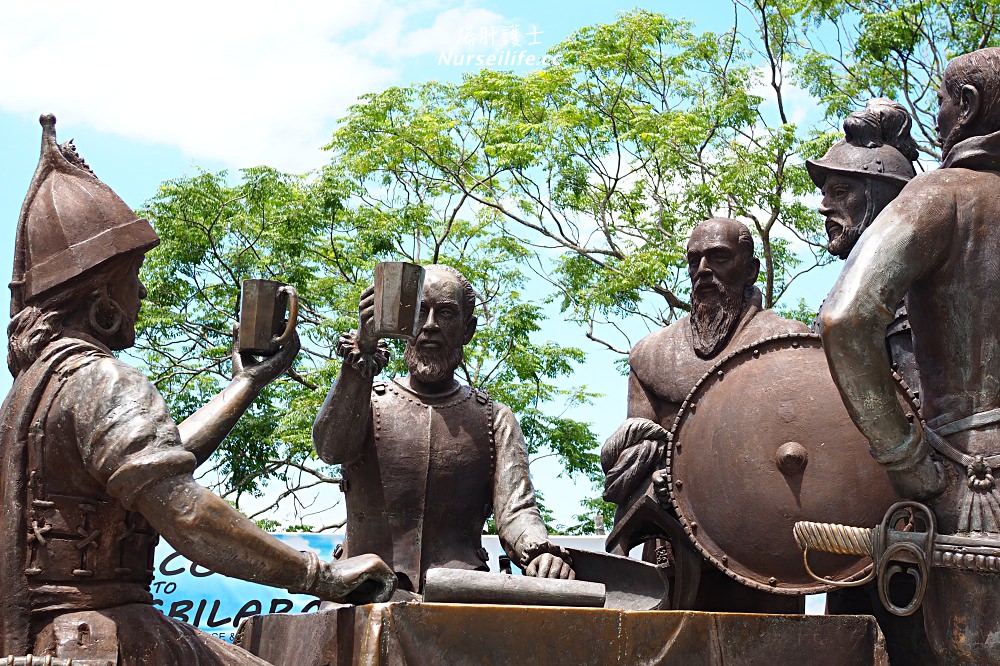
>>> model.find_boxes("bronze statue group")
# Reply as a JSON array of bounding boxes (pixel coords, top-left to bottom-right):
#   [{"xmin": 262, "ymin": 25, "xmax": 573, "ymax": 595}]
[{"xmin": 4, "ymin": 46, "xmax": 1000, "ymax": 666}]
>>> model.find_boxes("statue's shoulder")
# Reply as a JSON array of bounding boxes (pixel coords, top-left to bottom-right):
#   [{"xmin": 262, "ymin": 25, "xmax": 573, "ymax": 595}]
[
  {"xmin": 748, "ymin": 308, "xmax": 810, "ymax": 337},
  {"xmin": 629, "ymin": 318, "xmax": 689, "ymax": 377},
  {"xmin": 898, "ymin": 168, "xmax": 964, "ymax": 200}
]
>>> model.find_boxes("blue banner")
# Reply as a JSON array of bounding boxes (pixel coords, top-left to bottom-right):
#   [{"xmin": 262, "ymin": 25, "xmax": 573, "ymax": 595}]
[{"xmin": 150, "ymin": 534, "xmax": 608, "ymax": 642}]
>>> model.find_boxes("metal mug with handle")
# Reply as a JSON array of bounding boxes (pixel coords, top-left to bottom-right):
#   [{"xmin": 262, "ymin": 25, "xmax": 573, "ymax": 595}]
[{"xmin": 239, "ymin": 279, "xmax": 299, "ymax": 355}]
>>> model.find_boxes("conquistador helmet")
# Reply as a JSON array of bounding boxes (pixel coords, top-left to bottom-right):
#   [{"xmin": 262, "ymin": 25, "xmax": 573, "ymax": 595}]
[{"xmin": 806, "ymin": 98, "xmax": 918, "ymax": 189}]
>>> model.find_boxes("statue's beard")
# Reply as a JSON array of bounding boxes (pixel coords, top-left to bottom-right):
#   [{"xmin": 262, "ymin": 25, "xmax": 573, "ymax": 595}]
[
  {"xmin": 941, "ymin": 123, "xmax": 967, "ymax": 162},
  {"xmin": 690, "ymin": 280, "xmax": 747, "ymax": 359},
  {"xmin": 827, "ymin": 219, "xmax": 866, "ymax": 260},
  {"xmin": 404, "ymin": 343, "xmax": 465, "ymax": 384}
]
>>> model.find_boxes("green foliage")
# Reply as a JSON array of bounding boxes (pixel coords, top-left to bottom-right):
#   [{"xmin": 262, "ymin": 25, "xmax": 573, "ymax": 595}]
[
  {"xmin": 137, "ymin": 163, "xmax": 599, "ymax": 528},
  {"xmin": 331, "ymin": 8, "xmax": 833, "ymax": 358},
  {"xmin": 794, "ymin": 0, "xmax": 1000, "ymax": 158},
  {"xmin": 561, "ymin": 495, "xmax": 618, "ymax": 536},
  {"xmin": 134, "ymin": 3, "xmax": 986, "ymax": 533}
]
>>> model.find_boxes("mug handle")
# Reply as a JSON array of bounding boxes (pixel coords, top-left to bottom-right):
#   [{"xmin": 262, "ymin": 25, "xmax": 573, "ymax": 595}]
[{"xmin": 271, "ymin": 285, "xmax": 299, "ymax": 346}]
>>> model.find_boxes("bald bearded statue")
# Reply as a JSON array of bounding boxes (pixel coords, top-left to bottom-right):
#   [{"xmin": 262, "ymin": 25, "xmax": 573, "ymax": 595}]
[
  {"xmin": 314, "ymin": 265, "xmax": 573, "ymax": 595},
  {"xmin": 602, "ymin": 217, "xmax": 808, "ymax": 612}
]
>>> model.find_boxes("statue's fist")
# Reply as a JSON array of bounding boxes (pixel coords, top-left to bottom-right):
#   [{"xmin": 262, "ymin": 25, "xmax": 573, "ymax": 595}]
[
  {"xmin": 231, "ymin": 325, "xmax": 300, "ymax": 388},
  {"xmin": 357, "ymin": 285, "xmax": 379, "ymax": 352},
  {"xmin": 310, "ymin": 553, "xmax": 396, "ymax": 604},
  {"xmin": 651, "ymin": 468, "xmax": 670, "ymax": 504}
]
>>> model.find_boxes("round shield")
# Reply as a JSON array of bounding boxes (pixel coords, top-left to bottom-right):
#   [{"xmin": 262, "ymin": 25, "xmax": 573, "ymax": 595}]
[{"xmin": 667, "ymin": 332, "xmax": 915, "ymax": 594}]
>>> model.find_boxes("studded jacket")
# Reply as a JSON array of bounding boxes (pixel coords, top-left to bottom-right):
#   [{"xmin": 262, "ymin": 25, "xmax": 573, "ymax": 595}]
[
  {"xmin": 0, "ymin": 337, "xmax": 195, "ymax": 655},
  {"xmin": 336, "ymin": 379, "xmax": 550, "ymax": 592}
]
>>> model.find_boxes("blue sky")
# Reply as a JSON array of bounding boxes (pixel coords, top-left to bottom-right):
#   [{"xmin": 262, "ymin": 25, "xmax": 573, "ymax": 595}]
[{"xmin": 0, "ymin": 1, "xmax": 844, "ymax": 526}]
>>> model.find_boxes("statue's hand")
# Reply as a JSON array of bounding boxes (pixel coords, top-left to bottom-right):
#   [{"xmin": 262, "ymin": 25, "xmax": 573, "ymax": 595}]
[
  {"xmin": 310, "ymin": 553, "xmax": 396, "ymax": 604},
  {"xmin": 601, "ymin": 417, "xmax": 670, "ymax": 473},
  {"xmin": 357, "ymin": 284, "xmax": 380, "ymax": 352},
  {"xmin": 602, "ymin": 417, "xmax": 671, "ymax": 505},
  {"xmin": 232, "ymin": 325, "xmax": 300, "ymax": 389},
  {"xmin": 651, "ymin": 468, "xmax": 671, "ymax": 504},
  {"xmin": 526, "ymin": 552, "xmax": 575, "ymax": 580}
]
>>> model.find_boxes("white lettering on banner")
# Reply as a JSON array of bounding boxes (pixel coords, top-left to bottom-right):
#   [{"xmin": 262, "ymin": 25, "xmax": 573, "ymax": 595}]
[{"xmin": 151, "ymin": 534, "xmax": 609, "ymax": 642}]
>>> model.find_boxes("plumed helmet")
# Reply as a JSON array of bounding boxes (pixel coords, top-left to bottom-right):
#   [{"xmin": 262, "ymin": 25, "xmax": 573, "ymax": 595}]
[
  {"xmin": 806, "ymin": 98, "xmax": 918, "ymax": 189},
  {"xmin": 9, "ymin": 114, "xmax": 160, "ymax": 316},
  {"xmin": 806, "ymin": 141, "xmax": 916, "ymax": 188}
]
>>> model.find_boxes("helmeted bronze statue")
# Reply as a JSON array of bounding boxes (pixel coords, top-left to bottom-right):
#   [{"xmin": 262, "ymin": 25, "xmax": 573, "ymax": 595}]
[
  {"xmin": 1, "ymin": 115, "xmax": 395, "ymax": 664},
  {"xmin": 808, "ymin": 97, "xmax": 922, "ymax": 394},
  {"xmin": 601, "ymin": 217, "xmax": 809, "ymax": 612},
  {"xmin": 313, "ymin": 264, "xmax": 574, "ymax": 594},
  {"xmin": 820, "ymin": 47, "xmax": 1000, "ymax": 664},
  {"xmin": 809, "ymin": 99, "xmax": 934, "ymax": 666}
]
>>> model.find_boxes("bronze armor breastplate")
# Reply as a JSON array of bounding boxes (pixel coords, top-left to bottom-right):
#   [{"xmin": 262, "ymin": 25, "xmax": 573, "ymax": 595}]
[
  {"xmin": 24, "ymin": 354, "xmax": 157, "ymax": 586},
  {"xmin": 342, "ymin": 381, "xmax": 494, "ymax": 591}
]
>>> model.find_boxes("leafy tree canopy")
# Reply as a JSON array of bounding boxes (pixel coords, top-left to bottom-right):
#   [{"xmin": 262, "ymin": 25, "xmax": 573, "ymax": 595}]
[{"xmin": 137, "ymin": 2, "xmax": 996, "ymax": 532}]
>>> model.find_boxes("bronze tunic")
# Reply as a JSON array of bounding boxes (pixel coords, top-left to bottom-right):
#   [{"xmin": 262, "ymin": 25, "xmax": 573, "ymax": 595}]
[
  {"xmin": 342, "ymin": 381, "xmax": 493, "ymax": 591},
  {"xmin": 340, "ymin": 380, "xmax": 548, "ymax": 592},
  {"xmin": 0, "ymin": 337, "xmax": 269, "ymax": 664}
]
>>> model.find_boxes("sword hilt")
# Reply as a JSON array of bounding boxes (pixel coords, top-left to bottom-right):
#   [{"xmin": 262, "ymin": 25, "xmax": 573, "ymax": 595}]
[
  {"xmin": 792, "ymin": 520, "xmax": 877, "ymax": 589},
  {"xmin": 793, "ymin": 520, "xmax": 876, "ymax": 558}
]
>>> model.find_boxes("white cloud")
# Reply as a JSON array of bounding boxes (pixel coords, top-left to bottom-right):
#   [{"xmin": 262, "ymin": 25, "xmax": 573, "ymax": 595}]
[{"xmin": 0, "ymin": 0, "xmax": 504, "ymax": 172}]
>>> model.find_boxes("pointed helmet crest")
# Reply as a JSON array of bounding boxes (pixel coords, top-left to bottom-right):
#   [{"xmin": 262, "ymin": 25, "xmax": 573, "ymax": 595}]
[{"xmin": 9, "ymin": 115, "xmax": 159, "ymax": 317}]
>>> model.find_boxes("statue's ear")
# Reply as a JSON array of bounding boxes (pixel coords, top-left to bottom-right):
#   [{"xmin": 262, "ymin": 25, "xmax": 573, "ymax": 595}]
[
  {"xmin": 746, "ymin": 256, "xmax": 761, "ymax": 287},
  {"xmin": 960, "ymin": 84, "xmax": 981, "ymax": 126},
  {"xmin": 463, "ymin": 315, "xmax": 477, "ymax": 345}
]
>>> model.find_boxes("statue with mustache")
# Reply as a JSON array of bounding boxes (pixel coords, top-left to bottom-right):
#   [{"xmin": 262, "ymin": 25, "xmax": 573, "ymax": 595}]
[
  {"xmin": 808, "ymin": 100, "xmax": 935, "ymax": 666},
  {"xmin": 822, "ymin": 47, "xmax": 1000, "ymax": 664},
  {"xmin": 807, "ymin": 98, "xmax": 922, "ymax": 395},
  {"xmin": 600, "ymin": 218, "xmax": 809, "ymax": 612},
  {"xmin": 313, "ymin": 264, "xmax": 574, "ymax": 595}
]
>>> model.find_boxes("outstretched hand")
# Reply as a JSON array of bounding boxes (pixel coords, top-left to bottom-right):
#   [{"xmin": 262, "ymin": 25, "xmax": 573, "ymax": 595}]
[
  {"xmin": 314, "ymin": 553, "xmax": 397, "ymax": 604},
  {"xmin": 232, "ymin": 325, "xmax": 300, "ymax": 388},
  {"xmin": 526, "ymin": 552, "xmax": 575, "ymax": 580}
]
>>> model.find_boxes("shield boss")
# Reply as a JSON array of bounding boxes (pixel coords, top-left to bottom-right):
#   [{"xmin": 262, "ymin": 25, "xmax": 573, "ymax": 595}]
[{"xmin": 667, "ymin": 333, "xmax": 913, "ymax": 594}]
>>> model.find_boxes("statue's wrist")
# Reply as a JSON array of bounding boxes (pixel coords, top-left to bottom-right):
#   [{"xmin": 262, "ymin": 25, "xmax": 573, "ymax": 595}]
[
  {"xmin": 520, "ymin": 540, "xmax": 572, "ymax": 568},
  {"xmin": 336, "ymin": 330, "xmax": 390, "ymax": 379},
  {"xmin": 288, "ymin": 550, "xmax": 323, "ymax": 596}
]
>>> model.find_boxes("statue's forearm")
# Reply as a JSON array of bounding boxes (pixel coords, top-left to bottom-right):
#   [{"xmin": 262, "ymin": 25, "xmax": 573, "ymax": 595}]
[
  {"xmin": 177, "ymin": 375, "xmax": 262, "ymax": 465},
  {"xmin": 312, "ymin": 363, "xmax": 373, "ymax": 465},
  {"xmin": 822, "ymin": 296, "xmax": 943, "ymax": 499},
  {"xmin": 134, "ymin": 476, "xmax": 310, "ymax": 590}
]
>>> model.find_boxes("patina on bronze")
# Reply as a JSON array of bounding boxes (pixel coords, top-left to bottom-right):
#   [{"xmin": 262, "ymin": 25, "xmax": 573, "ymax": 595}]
[
  {"xmin": 601, "ymin": 217, "xmax": 809, "ymax": 613},
  {"xmin": 237, "ymin": 602, "xmax": 890, "ymax": 666},
  {"xmin": 1, "ymin": 115, "xmax": 395, "ymax": 664},
  {"xmin": 666, "ymin": 332, "xmax": 909, "ymax": 594},
  {"xmin": 797, "ymin": 500, "xmax": 1000, "ymax": 615},
  {"xmin": 809, "ymin": 99, "xmax": 934, "ymax": 666},
  {"xmin": 820, "ymin": 47, "xmax": 1000, "ymax": 664},
  {"xmin": 422, "ymin": 568, "xmax": 607, "ymax": 607},
  {"xmin": 313, "ymin": 264, "xmax": 574, "ymax": 594}
]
